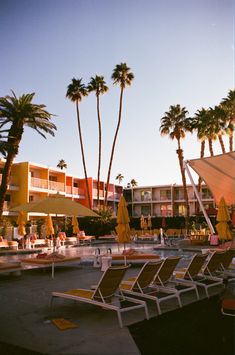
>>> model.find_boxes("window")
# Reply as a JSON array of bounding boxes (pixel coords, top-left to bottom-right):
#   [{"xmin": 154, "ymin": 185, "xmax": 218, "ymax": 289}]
[
  {"xmin": 73, "ymin": 182, "xmax": 78, "ymax": 188},
  {"xmin": 160, "ymin": 189, "xmax": 171, "ymax": 200},
  {"xmin": 141, "ymin": 205, "xmax": 151, "ymax": 215},
  {"xmin": 49, "ymin": 176, "xmax": 57, "ymax": 182},
  {"xmin": 160, "ymin": 204, "xmax": 172, "ymax": 216},
  {"xmin": 141, "ymin": 190, "xmax": 151, "ymax": 201},
  {"xmin": 174, "ymin": 189, "xmax": 184, "ymax": 200},
  {"xmin": 29, "ymin": 195, "xmax": 34, "ymax": 202},
  {"xmin": 201, "ymin": 188, "xmax": 213, "ymax": 199}
]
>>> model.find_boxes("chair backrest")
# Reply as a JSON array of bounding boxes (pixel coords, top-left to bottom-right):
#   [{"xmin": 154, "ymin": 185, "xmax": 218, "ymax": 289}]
[
  {"xmin": 132, "ymin": 260, "xmax": 164, "ymax": 291},
  {"xmin": 203, "ymin": 251, "xmax": 226, "ymax": 275},
  {"xmin": 221, "ymin": 249, "xmax": 235, "ymax": 269},
  {"xmin": 185, "ymin": 253, "xmax": 208, "ymax": 279},
  {"xmin": 154, "ymin": 256, "xmax": 181, "ymax": 285},
  {"xmin": 93, "ymin": 265, "xmax": 129, "ymax": 301}
]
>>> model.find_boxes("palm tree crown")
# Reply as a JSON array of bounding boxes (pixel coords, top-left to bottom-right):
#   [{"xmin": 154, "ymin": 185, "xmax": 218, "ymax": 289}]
[
  {"xmin": 57, "ymin": 159, "xmax": 67, "ymax": 170},
  {"xmin": 116, "ymin": 173, "xmax": 124, "ymax": 184},
  {"xmin": 0, "ymin": 91, "xmax": 56, "ymax": 218}
]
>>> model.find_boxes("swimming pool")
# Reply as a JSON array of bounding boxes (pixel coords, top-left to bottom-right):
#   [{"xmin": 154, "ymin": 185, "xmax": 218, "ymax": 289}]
[{"xmin": 0, "ymin": 242, "xmax": 196, "ymax": 269}]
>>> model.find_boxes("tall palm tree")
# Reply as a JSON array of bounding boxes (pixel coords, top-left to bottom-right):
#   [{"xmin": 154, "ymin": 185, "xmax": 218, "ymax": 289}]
[
  {"xmin": 221, "ymin": 89, "xmax": 235, "ymax": 151},
  {"xmin": 0, "ymin": 91, "xmax": 56, "ymax": 218},
  {"xmin": 160, "ymin": 104, "xmax": 190, "ymax": 222},
  {"xmin": 57, "ymin": 159, "xmax": 67, "ymax": 170},
  {"xmin": 187, "ymin": 108, "xmax": 209, "ymax": 193},
  {"xmin": 87, "ymin": 75, "xmax": 108, "ymax": 206},
  {"xmin": 104, "ymin": 63, "xmax": 134, "ymax": 206},
  {"xmin": 208, "ymin": 106, "xmax": 227, "ymax": 154},
  {"xmin": 115, "ymin": 173, "xmax": 124, "ymax": 184},
  {"xmin": 130, "ymin": 179, "xmax": 138, "ymax": 187},
  {"xmin": 66, "ymin": 78, "xmax": 91, "ymax": 209}
]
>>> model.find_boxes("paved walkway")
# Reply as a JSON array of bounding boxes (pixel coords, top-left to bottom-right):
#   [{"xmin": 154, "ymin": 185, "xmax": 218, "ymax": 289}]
[{"xmin": 0, "ymin": 260, "xmax": 224, "ymax": 355}]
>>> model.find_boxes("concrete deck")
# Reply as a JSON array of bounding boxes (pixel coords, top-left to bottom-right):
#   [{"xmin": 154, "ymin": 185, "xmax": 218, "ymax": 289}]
[{"xmin": 0, "ymin": 260, "xmax": 224, "ymax": 355}]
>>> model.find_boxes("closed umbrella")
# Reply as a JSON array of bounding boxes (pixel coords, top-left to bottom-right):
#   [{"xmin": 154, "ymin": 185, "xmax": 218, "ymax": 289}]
[
  {"xmin": 140, "ymin": 215, "xmax": 145, "ymax": 233},
  {"xmin": 72, "ymin": 216, "xmax": 80, "ymax": 234},
  {"xmin": 17, "ymin": 211, "xmax": 26, "ymax": 237},
  {"xmin": 116, "ymin": 196, "xmax": 131, "ymax": 255},
  {"xmin": 46, "ymin": 214, "xmax": 54, "ymax": 236},
  {"xmin": 215, "ymin": 197, "xmax": 232, "ymax": 241},
  {"xmin": 147, "ymin": 214, "xmax": 152, "ymax": 231}
]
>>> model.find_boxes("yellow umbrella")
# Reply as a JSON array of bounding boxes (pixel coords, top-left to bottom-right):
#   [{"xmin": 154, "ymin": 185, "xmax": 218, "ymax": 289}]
[
  {"xmin": 140, "ymin": 215, "xmax": 145, "ymax": 231},
  {"xmin": 17, "ymin": 211, "xmax": 27, "ymax": 236},
  {"xmin": 46, "ymin": 214, "xmax": 55, "ymax": 236},
  {"xmin": 147, "ymin": 214, "xmax": 152, "ymax": 230},
  {"xmin": 116, "ymin": 196, "xmax": 131, "ymax": 249},
  {"xmin": 72, "ymin": 216, "xmax": 80, "ymax": 234},
  {"xmin": 215, "ymin": 197, "xmax": 232, "ymax": 241}
]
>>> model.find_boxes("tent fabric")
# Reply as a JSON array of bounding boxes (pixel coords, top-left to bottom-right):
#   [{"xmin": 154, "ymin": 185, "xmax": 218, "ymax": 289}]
[{"xmin": 187, "ymin": 151, "xmax": 235, "ymax": 206}]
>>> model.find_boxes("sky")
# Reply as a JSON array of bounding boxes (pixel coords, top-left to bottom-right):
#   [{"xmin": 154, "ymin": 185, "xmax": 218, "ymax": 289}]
[{"xmin": 0, "ymin": 0, "xmax": 234, "ymax": 188}]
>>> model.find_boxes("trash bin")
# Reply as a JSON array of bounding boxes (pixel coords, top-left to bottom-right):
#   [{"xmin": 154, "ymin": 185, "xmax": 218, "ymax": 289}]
[{"xmin": 101, "ymin": 256, "xmax": 112, "ymax": 272}]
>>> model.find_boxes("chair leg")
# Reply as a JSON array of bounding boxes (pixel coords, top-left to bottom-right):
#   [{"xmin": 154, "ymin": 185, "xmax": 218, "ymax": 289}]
[{"xmin": 117, "ymin": 311, "xmax": 123, "ymax": 328}]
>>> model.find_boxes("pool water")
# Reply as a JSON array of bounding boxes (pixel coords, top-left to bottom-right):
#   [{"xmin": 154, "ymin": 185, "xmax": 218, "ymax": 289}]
[{"xmin": 1, "ymin": 243, "xmax": 195, "ymax": 269}]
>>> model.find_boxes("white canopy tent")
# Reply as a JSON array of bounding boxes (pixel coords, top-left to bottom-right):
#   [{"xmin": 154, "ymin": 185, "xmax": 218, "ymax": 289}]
[{"xmin": 184, "ymin": 151, "xmax": 235, "ymax": 234}]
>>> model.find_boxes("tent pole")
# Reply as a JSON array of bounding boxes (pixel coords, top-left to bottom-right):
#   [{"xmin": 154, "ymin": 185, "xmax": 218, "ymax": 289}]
[{"xmin": 184, "ymin": 161, "xmax": 215, "ymax": 234}]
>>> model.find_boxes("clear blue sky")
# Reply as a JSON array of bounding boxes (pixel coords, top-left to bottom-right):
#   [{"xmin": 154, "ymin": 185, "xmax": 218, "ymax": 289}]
[{"xmin": 1, "ymin": 0, "xmax": 234, "ymax": 187}]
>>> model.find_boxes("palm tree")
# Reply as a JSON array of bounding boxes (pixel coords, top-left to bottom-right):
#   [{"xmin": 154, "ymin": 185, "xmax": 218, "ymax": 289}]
[
  {"xmin": 160, "ymin": 104, "xmax": 190, "ymax": 223},
  {"xmin": 57, "ymin": 159, "xmax": 67, "ymax": 170},
  {"xmin": 187, "ymin": 108, "xmax": 209, "ymax": 193},
  {"xmin": 0, "ymin": 91, "xmax": 56, "ymax": 218},
  {"xmin": 87, "ymin": 75, "xmax": 108, "ymax": 206},
  {"xmin": 115, "ymin": 173, "xmax": 124, "ymax": 184},
  {"xmin": 221, "ymin": 89, "xmax": 235, "ymax": 151},
  {"xmin": 104, "ymin": 63, "xmax": 134, "ymax": 206},
  {"xmin": 66, "ymin": 78, "xmax": 91, "ymax": 209},
  {"xmin": 130, "ymin": 179, "xmax": 138, "ymax": 187},
  {"xmin": 208, "ymin": 106, "xmax": 227, "ymax": 154}
]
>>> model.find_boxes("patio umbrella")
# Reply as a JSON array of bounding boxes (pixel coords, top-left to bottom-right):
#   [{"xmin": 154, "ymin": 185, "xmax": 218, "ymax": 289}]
[
  {"xmin": 140, "ymin": 215, "xmax": 145, "ymax": 232},
  {"xmin": 11, "ymin": 193, "xmax": 99, "ymax": 217},
  {"xmin": 215, "ymin": 197, "xmax": 232, "ymax": 241},
  {"xmin": 17, "ymin": 211, "xmax": 26, "ymax": 237},
  {"xmin": 147, "ymin": 214, "xmax": 152, "ymax": 230},
  {"xmin": 72, "ymin": 216, "xmax": 80, "ymax": 234},
  {"xmin": 116, "ymin": 196, "xmax": 131, "ymax": 257},
  {"xmin": 46, "ymin": 214, "xmax": 54, "ymax": 236}
]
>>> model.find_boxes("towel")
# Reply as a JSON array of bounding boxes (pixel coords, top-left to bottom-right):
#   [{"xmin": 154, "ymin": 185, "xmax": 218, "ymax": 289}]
[{"xmin": 52, "ymin": 318, "xmax": 78, "ymax": 330}]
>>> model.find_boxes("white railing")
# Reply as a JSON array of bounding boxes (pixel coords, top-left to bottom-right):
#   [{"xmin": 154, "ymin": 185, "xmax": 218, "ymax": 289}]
[{"xmin": 30, "ymin": 177, "xmax": 48, "ymax": 189}]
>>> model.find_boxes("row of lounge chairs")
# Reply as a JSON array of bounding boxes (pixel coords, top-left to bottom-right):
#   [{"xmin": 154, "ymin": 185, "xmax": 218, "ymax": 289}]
[{"xmin": 50, "ymin": 249, "xmax": 235, "ymax": 327}]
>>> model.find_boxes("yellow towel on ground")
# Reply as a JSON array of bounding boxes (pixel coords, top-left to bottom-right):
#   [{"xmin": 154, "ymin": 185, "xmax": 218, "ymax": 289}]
[{"xmin": 52, "ymin": 318, "xmax": 78, "ymax": 330}]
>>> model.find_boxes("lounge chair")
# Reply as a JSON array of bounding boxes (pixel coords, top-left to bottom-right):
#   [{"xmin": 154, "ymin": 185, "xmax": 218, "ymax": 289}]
[
  {"xmin": 219, "ymin": 249, "xmax": 235, "ymax": 275},
  {"xmin": 173, "ymin": 253, "xmax": 222, "ymax": 298},
  {"xmin": 152, "ymin": 256, "xmax": 199, "ymax": 304},
  {"xmin": 51, "ymin": 265, "xmax": 149, "ymax": 328},
  {"xmin": 203, "ymin": 250, "xmax": 235, "ymax": 283},
  {"xmin": 120, "ymin": 259, "xmax": 181, "ymax": 314}
]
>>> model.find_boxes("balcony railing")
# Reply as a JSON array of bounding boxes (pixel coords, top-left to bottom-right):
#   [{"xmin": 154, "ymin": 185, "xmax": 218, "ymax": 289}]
[
  {"xmin": 48, "ymin": 181, "xmax": 65, "ymax": 192},
  {"xmin": 30, "ymin": 177, "xmax": 48, "ymax": 189}
]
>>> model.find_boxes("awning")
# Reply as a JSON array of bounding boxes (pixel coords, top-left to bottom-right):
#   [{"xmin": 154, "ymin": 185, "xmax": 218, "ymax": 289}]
[{"xmin": 187, "ymin": 151, "xmax": 235, "ymax": 206}]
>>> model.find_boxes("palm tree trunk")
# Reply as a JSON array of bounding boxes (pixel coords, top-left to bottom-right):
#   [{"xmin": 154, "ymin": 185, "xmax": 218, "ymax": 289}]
[
  {"xmin": 76, "ymin": 101, "xmax": 92, "ymax": 209},
  {"xmin": 104, "ymin": 87, "xmax": 124, "ymax": 206},
  {"xmin": 176, "ymin": 142, "xmax": 189, "ymax": 231},
  {"xmin": 218, "ymin": 135, "xmax": 226, "ymax": 153},
  {"xmin": 196, "ymin": 140, "xmax": 205, "ymax": 214},
  {"xmin": 229, "ymin": 131, "xmax": 233, "ymax": 152},
  {"xmin": 0, "ymin": 153, "xmax": 15, "ymax": 219},
  {"xmin": 208, "ymin": 138, "xmax": 214, "ymax": 156},
  {"xmin": 96, "ymin": 94, "xmax": 102, "ymax": 207}
]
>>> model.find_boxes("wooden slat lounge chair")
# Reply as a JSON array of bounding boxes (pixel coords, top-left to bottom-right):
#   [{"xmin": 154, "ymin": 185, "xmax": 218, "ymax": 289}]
[
  {"xmin": 120, "ymin": 259, "xmax": 182, "ymax": 314},
  {"xmin": 175, "ymin": 252, "xmax": 224, "ymax": 298},
  {"xmin": 51, "ymin": 265, "xmax": 149, "ymax": 328},
  {"xmin": 152, "ymin": 256, "xmax": 199, "ymax": 305}
]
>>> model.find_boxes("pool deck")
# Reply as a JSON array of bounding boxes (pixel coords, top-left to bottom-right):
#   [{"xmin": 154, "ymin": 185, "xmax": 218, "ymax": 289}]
[{"xmin": 0, "ymin": 243, "xmax": 226, "ymax": 355}]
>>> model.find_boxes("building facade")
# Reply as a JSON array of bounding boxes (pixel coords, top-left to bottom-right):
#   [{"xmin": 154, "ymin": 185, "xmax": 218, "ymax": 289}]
[
  {"xmin": 123, "ymin": 184, "xmax": 215, "ymax": 217},
  {"xmin": 0, "ymin": 159, "xmax": 123, "ymax": 222}
]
